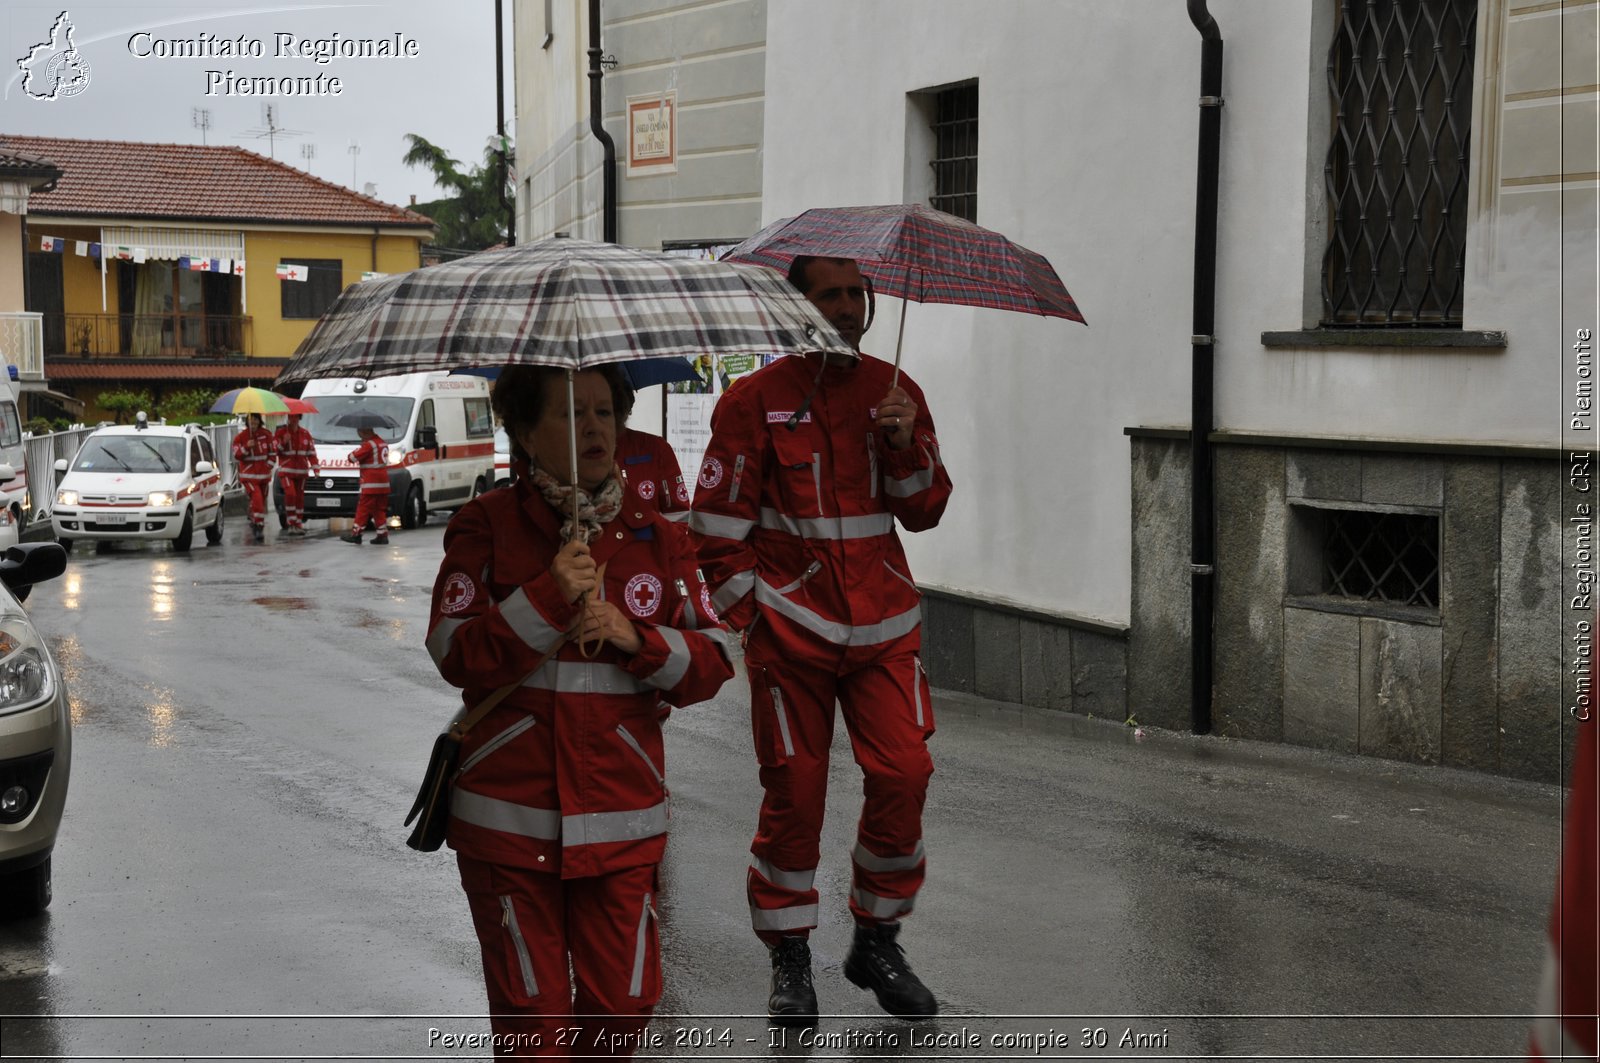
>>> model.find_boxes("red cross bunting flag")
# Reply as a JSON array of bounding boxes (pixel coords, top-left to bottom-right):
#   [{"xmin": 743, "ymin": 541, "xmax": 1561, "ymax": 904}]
[
  {"xmin": 39, "ymin": 237, "xmax": 63, "ymax": 252},
  {"xmin": 276, "ymin": 263, "xmax": 308, "ymax": 282},
  {"xmin": 232, "ymin": 260, "xmax": 247, "ymax": 276}
]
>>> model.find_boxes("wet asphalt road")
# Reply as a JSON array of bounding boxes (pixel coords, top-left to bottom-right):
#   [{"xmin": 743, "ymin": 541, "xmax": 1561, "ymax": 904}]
[{"xmin": 0, "ymin": 512, "xmax": 1567, "ymax": 1061}]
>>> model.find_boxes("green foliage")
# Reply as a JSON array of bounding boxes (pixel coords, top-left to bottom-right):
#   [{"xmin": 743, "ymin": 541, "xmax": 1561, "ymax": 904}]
[
  {"xmin": 97, "ymin": 389, "xmax": 154, "ymax": 424},
  {"xmin": 402, "ymin": 133, "xmax": 514, "ymax": 252},
  {"xmin": 156, "ymin": 388, "xmax": 219, "ymax": 422},
  {"xmin": 23, "ymin": 417, "xmax": 51, "ymax": 436}
]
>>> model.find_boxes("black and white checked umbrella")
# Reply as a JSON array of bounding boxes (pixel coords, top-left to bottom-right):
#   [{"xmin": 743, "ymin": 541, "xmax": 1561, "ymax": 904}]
[{"xmin": 276, "ymin": 237, "xmax": 854, "ymax": 384}]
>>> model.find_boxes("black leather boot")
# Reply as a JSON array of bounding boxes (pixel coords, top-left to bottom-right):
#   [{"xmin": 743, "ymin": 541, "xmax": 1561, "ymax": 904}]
[
  {"xmin": 843, "ymin": 923, "xmax": 938, "ymax": 1020},
  {"xmin": 767, "ymin": 936, "xmax": 818, "ymax": 1027}
]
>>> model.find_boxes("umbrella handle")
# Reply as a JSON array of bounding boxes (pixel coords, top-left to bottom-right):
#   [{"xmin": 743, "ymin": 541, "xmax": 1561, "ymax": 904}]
[{"xmin": 577, "ymin": 561, "xmax": 609, "ymax": 659}]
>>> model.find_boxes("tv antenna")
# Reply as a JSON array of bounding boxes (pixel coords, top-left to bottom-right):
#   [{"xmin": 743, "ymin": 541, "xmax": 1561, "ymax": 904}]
[
  {"xmin": 300, "ymin": 143, "xmax": 318, "ymax": 170},
  {"xmin": 237, "ymin": 104, "xmax": 306, "ymax": 158},
  {"xmin": 191, "ymin": 107, "xmax": 212, "ymax": 145},
  {"xmin": 348, "ymin": 140, "xmax": 361, "ymax": 188}
]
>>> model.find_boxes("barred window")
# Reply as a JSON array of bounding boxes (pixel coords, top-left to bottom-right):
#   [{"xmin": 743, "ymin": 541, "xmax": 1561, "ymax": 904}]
[
  {"xmin": 1292, "ymin": 504, "xmax": 1441, "ymax": 609},
  {"xmin": 929, "ymin": 83, "xmax": 978, "ymax": 222},
  {"xmin": 279, "ymin": 258, "xmax": 344, "ymax": 320},
  {"xmin": 1321, "ymin": 0, "xmax": 1477, "ymax": 326}
]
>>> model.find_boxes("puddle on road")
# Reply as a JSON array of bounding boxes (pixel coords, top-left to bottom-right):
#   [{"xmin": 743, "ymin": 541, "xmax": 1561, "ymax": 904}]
[{"xmin": 251, "ymin": 596, "xmax": 313, "ymax": 611}]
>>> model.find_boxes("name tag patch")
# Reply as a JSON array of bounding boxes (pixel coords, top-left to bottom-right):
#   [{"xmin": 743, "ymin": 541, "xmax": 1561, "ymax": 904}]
[{"xmin": 767, "ymin": 411, "xmax": 811, "ymax": 424}]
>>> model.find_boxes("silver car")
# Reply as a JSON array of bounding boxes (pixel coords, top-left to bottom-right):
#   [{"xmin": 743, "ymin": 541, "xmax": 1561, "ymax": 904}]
[{"xmin": 0, "ymin": 541, "xmax": 70, "ymax": 915}]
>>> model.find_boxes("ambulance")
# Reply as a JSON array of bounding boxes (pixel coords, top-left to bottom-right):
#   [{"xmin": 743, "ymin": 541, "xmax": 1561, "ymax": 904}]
[
  {"xmin": 279, "ymin": 372, "xmax": 497, "ymax": 529},
  {"xmin": 0, "ymin": 369, "xmax": 29, "ymax": 534}
]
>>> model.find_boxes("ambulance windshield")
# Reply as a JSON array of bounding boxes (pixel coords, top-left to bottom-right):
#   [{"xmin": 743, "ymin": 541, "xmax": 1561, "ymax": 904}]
[{"xmin": 302, "ymin": 398, "xmax": 413, "ymax": 444}]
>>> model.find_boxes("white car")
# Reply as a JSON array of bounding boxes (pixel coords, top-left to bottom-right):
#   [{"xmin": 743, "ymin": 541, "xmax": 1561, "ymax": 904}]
[
  {"xmin": 0, "ymin": 541, "xmax": 71, "ymax": 915},
  {"xmin": 50, "ymin": 419, "xmax": 226, "ymax": 552}
]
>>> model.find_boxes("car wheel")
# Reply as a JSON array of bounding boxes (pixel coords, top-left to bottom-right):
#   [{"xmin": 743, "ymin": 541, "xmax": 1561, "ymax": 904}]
[
  {"xmin": 172, "ymin": 510, "xmax": 194, "ymax": 552},
  {"xmin": 494, "ymin": 477, "xmax": 510, "ymax": 490},
  {"xmin": 13, "ymin": 584, "xmax": 29, "ymax": 604},
  {"xmin": 55, "ymin": 537, "xmax": 71, "ymax": 552},
  {"xmin": 401, "ymin": 484, "xmax": 426, "ymax": 530},
  {"xmin": 204, "ymin": 504, "xmax": 224, "ymax": 544},
  {"xmin": 0, "ymin": 856, "xmax": 51, "ymax": 917},
  {"xmin": 471, "ymin": 476, "xmax": 487, "ymax": 500},
  {"xmin": 11, "ymin": 503, "xmax": 25, "ymax": 537}
]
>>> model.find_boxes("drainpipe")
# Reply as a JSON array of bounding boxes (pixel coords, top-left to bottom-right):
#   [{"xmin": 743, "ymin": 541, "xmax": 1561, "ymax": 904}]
[
  {"xmin": 495, "ymin": 0, "xmax": 514, "ymax": 245},
  {"xmin": 1188, "ymin": 0, "xmax": 1223, "ymax": 735},
  {"xmin": 587, "ymin": 0, "xmax": 617, "ymax": 243}
]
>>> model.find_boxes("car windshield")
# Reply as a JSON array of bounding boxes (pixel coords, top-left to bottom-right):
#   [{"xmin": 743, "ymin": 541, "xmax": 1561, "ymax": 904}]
[
  {"xmin": 72, "ymin": 435, "xmax": 186, "ymax": 473},
  {"xmin": 301, "ymin": 397, "xmax": 413, "ymax": 444}
]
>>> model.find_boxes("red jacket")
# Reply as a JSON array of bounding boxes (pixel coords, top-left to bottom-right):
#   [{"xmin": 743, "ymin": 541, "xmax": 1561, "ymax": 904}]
[
  {"xmin": 619, "ymin": 428, "xmax": 689, "ymax": 522},
  {"xmin": 231, "ymin": 427, "xmax": 276, "ymax": 482},
  {"xmin": 274, "ymin": 424, "xmax": 319, "ymax": 476},
  {"xmin": 689, "ymin": 352, "xmax": 951, "ymax": 668},
  {"xmin": 348, "ymin": 437, "xmax": 389, "ymax": 492},
  {"xmin": 1531, "ymin": 715, "xmax": 1599, "ymax": 1059},
  {"xmin": 426, "ymin": 471, "xmax": 735, "ymax": 877}
]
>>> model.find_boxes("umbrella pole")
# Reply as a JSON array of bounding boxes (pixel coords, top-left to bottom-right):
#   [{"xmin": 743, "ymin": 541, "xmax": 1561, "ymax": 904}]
[
  {"xmin": 567, "ymin": 368, "xmax": 601, "ymax": 659},
  {"xmin": 889, "ymin": 298, "xmax": 910, "ymax": 391}
]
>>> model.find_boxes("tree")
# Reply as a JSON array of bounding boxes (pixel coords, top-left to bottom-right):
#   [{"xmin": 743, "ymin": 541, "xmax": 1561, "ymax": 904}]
[
  {"xmin": 97, "ymin": 389, "xmax": 153, "ymax": 425},
  {"xmin": 402, "ymin": 134, "xmax": 513, "ymax": 253}
]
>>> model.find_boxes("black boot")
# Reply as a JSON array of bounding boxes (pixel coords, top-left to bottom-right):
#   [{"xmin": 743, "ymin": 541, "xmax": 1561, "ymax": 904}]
[
  {"xmin": 843, "ymin": 923, "xmax": 937, "ymax": 1020},
  {"xmin": 766, "ymin": 936, "xmax": 818, "ymax": 1027}
]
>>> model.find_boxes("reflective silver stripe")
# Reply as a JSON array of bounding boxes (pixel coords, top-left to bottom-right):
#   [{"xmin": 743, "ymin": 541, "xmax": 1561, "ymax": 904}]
[
  {"xmin": 562, "ymin": 801, "xmax": 669, "ymax": 847},
  {"xmin": 711, "ymin": 569, "xmax": 755, "ymax": 613},
  {"xmin": 852, "ymin": 839, "xmax": 926, "ymax": 873},
  {"xmin": 451, "ymin": 788, "xmax": 560, "ymax": 840},
  {"xmin": 616, "ymin": 724, "xmax": 665, "ymax": 788},
  {"xmin": 885, "ymin": 464, "xmax": 937, "ymax": 498},
  {"xmin": 499, "ymin": 585, "xmax": 565, "ymax": 653},
  {"xmin": 690, "ymin": 509, "xmax": 756, "ymax": 541},
  {"xmin": 851, "ymin": 885, "xmax": 915, "ymax": 920},
  {"xmin": 426, "ymin": 617, "xmax": 466, "ymax": 667},
  {"xmin": 663, "ymin": 509, "xmax": 690, "ymax": 523},
  {"xmin": 750, "ymin": 902, "xmax": 820, "ymax": 933},
  {"xmin": 729, "ymin": 454, "xmax": 745, "ymax": 504},
  {"xmin": 913, "ymin": 656, "xmax": 925, "ymax": 728},
  {"xmin": 500, "ymin": 896, "xmax": 539, "ymax": 997},
  {"xmin": 771, "ymin": 686, "xmax": 795, "ymax": 757},
  {"xmin": 811, "ymin": 453, "xmax": 823, "ymax": 510},
  {"xmin": 460, "ymin": 715, "xmax": 536, "ymax": 775},
  {"xmin": 644, "ymin": 626, "xmax": 692, "ymax": 691},
  {"xmin": 755, "ymin": 579, "xmax": 921, "ymax": 647},
  {"xmin": 522, "ymin": 659, "xmax": 650, "ymax": 695},
  {"xmin": 629, "ymin": 892, "xmax": 653, "ymax": 997},
  {"xmin": 699, "ymin": 626, "xmax": 738, "ymax": 665},
  {"xmin": 758, "ymin": 508, "xmax": 894, "ymax": 541},
  {"xmin": 771, "ymin": 560, "xmax": 821, "ymax": 595},
  {"xmin": 751, "ymin": 857, "xmax": 817, "ymax": 893}
]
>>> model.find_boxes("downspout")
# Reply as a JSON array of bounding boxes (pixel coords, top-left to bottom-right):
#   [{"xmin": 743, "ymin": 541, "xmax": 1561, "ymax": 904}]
[
  {"xmin": 587, "ymin": 0, "xmax": 617, "ymax": 243},
  {"xmin": 495, "ymin": 0, "xmax": 514, "ymax": 245},
  {"xmin": 1188, "ymin": 0, "xmax": 1223, "ymax": 735}
]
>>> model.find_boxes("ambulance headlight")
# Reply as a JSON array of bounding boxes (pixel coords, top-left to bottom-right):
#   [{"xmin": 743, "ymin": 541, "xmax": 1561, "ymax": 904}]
[
  {"xmin": 55, "ymin": 489, "xmax": 79, "ymax": 507},
  {"xmin": 147, "ymin": 491, "xmax": 175, "ymax": 507},
  {"xmin": 0, "ymin": 618, "xmax": 54, "ymax": 715},
  {"xmin": 387, "ymin": 449, "xmax": 404, "ymax": 467}
]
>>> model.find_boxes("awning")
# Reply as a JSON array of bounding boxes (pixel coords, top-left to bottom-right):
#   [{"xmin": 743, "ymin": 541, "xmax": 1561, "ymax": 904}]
[
  {"xmin": 0, "ymin": 180, "xmax": 29, "ymax": 215},
  {"xmin": 99, "ymin": 225, "xmax": 244, "ymax": 263},
  {"xmin": 22, "ymin": 387, "xmax": 84, "ymax": 414},
  {"xmin": 46, "ymin": 359, "xmax": 290, "ymax": 383}
]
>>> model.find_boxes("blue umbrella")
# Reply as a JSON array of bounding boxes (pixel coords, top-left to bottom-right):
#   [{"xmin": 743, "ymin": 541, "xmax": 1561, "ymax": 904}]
[{"xmin": 451, "ymin": 356, "xmax": 700, "ymax": 391}]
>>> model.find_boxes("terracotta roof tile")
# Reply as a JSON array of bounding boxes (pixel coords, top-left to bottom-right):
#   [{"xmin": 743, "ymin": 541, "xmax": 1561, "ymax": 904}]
[
  {"xmin": 48, "ymin": 359, "xmax": 290, "ymax": 382},
  {"xmin": 1, "ymin": 135, "xmax": 433, "ymax": 229}
]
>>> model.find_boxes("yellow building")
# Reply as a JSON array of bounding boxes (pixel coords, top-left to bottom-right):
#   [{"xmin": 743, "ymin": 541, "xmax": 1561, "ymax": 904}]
[{"xmin": 1, "ymin": 136, "xmax": 433, "ymax": 423}]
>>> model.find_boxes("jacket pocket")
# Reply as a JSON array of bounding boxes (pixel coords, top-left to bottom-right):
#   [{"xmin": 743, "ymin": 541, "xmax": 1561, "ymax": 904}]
[
  {"xmin": 498, "ymin": 895, "xmax": 540, "ymax": 1001},
  {"xmin": 883, "ymin": 560, "xmax": 919, "ymax": 596},
  {"xmin": 912, "ymin": 654, "xmax": 934, "ymax": 738},
  {"xmin": 459, "ymin": 715, "xmax": 536, "ymax": 777},
  {"xmin": 615, "ymin": 723, "xmax": 669, "ymax": 805},
  {"xmin": 750, "ymin": 667, "xmax": 797, "ymax": 767},
  {"xmin": 628, "ymin": 891, "xmax": 659, "ymax": 998},
  {"xmin": 770, "ymin": 430, "xmax": 824, "ymax": 516}
]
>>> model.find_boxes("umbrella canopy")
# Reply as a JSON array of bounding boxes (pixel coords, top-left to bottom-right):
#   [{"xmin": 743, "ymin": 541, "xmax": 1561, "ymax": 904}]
[
  {"xmin": 330, "ymin": 410, "xmax": 401, "ymax": 431},
  {"xmin": 275, "ymin": 236, "xmax": 855, "ymax": 385},
  {"xmin": 723, "ymin": 203, "xmax": 1085, "ymax": 323},
  {"xmin": 278, "ymin": 396, "xmax": 319, "ymax": 415},
  {"xmin": 210, "ymin": 387, "xmax": 291, "ymax": 416},
  {"xmin": 451, "ymin": 356, "xmax": 701, "ymax": 391}
]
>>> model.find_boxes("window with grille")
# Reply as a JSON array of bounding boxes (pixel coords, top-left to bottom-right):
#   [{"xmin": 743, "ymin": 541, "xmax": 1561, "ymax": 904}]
[
  {"xmin": 929, "ymin": 83, "xmax": 978, "ymax": 222},
  {"xmin": 279, "ymin": 258, "xmax": 344, "ymax": 320},
  {"xmin": 1293, "ymin": 505, "xmax": 1441, "ymax": 609},
  {"xmin": 1321, "ymin": 0, "xmax": 1477, "ymax": 326}
]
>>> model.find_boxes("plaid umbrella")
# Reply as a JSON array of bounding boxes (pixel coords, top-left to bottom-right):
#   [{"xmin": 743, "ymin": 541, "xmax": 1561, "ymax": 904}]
[
  {"xmin": 723, "ymin": 203, "xmax": 1085, "ymax": 383},
  {"xmin": 275, "ymin": 237, "xmax": 854, "ymax": 385}
]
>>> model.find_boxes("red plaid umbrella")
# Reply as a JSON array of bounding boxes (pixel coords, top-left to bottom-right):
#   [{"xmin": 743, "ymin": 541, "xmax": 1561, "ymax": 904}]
[{"xmin": 723, "ymin": 203, "xmax": 1085, "ymax": 382}]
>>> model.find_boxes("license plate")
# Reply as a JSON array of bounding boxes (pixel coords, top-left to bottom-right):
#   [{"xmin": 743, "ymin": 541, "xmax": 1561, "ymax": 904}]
[
  {"xmin": 315, "ymin": 497, "xmax": 342, "ymax": 508},
  {"xmin": 94, "ymin": 512, "xmax": 128, "ymax": 524}
]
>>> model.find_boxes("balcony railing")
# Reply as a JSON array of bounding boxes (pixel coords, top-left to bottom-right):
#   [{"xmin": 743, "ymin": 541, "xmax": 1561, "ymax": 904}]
[
  {"xmin": 47, "ymin": 312, "xmax": 253, "ymax": 360},
  {"xmin": 0, "ymin": 313, "xmax": 45, "ymax": 380}
]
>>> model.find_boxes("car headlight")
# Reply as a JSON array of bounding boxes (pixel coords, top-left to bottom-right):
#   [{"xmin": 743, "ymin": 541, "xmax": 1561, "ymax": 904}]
[
  {"xmin": 147, "ymin": 491, "xmax": 175, "ymax": 507},
  {"xmin": 386, "ymin": 449, "xmax": 404, "ymax": 467},
  {"xmin": 56, "ymin": 489, "xmax": 78, "ymax": 507},
  {"xmin": 0, "ymin": 617, "xmax": 55, "ymax": 716}
]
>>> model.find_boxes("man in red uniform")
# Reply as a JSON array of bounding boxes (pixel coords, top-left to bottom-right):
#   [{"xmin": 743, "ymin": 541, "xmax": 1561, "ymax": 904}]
[
  {"xmin": 342, "ymin": 425, "xmax": 390, "ymax": 545},
  {"xmin": 231, "ymin": 412, "xmax": 275, "ymax": 543},
  {"xmin": 691, "ymin": 256, "xmax": 952, "ymax": 1025},
  {"xmin": 273, "ymin": 413, "xmax": 320, "ymax": 536},
  {"xmin": 619, "ymin": 427, "xmax": 689, "ymax": 525}
]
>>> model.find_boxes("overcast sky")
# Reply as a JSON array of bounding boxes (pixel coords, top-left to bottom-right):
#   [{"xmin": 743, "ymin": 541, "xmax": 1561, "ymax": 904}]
[{"xmin": 0, "ymin": 1, "xmax": 516, "ymax": 209}]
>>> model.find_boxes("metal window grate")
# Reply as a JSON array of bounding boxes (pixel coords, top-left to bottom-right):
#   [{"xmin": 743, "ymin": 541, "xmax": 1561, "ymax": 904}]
[
  {"xmin": 1321, "ymin": 0, "xmax": 1476, "ymax": 326},
  {"xmin": 929, "ymin": 83, "xmax": 978, "ymax": 222},
  {"xmin": 1322, "ymin": 509, "xmax": 1440, "ymax": 607}
]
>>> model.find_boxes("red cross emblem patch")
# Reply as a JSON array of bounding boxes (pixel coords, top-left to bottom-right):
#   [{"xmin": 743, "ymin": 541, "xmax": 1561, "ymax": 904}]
[
  {"xmin": 637, "ymin": 478, "xmax": 656, "ymax": 501},
  {"xmin": 698, "ymin": 457, "xmax": 723, "ymax": 489},
  {"xmin": 674, "ymin": 476, "xmax": 689, "ymax": 503},
  {"xmin": 625, "ymin": 573, "xmax": 664, "ymax": 617},
  {"xmin": 440, "ymin": 572, "xmax": 476, "ymax": 615}
]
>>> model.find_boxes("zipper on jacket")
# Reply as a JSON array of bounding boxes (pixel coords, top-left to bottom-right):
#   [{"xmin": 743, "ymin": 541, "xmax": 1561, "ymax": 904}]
[
  {"xmin": 628, "ymin": 891, "xmax": 657, "ymax": 997},
  {"xmin": 772, "ymin": 560, "xmax": 822, "ymax": 596},
  {"xmin": 771, "ymin": 686, "xmax": 796, "ymax": 758},
  {"xmin": 882, "ymin": 560, "xmax": 918, "ymax": 594},
  {"xmin": 459, "ymin": 715, "xmax": 536, "ymax": 776},
  {"xmin": 867, "ymin": 434, "xmax": 879, "ymax": 499},
  {"xmin": 615, "ymin": 723, "xmax": 667, "ymax": 793},
  {"xmin": 729, "ymin": 454, "xmax": 746, "ymax": 504},
  {"xmin": 499, "ymin": 896, "xmax": 539, "ymax": 997}
]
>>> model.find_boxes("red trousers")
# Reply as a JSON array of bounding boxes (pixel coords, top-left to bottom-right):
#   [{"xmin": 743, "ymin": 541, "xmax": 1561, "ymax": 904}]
[
  {"xmin": 354, "ymin": 489, "xmax": 389, "ymax": 533},
  {"xmin": 742, "ymin": 647, "xmax": 934, "ymax": 943},
  {"xmin": 241, "ymin": 478, "xmax": 268, "ymax": 529},
  {"xmin": 281, "ymin": 474, "xmax": 307, "ymax": 529},
  {"xmin": 458, "ymin": 856, "xmax": 660, "ymax": 1060}
]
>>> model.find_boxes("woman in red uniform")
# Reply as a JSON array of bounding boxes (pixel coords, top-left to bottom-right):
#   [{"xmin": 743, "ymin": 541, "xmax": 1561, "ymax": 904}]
[
  {"xmin": 231, "ymin": 413, "xmax": 275, "ymax": 543},
  {"xmin": 341, "ymin": 425, "xmax": 390, "ymax": 545},
  {"xmin": 426, "ymin": 364, "xmax": 734, "ymax": 1059}
]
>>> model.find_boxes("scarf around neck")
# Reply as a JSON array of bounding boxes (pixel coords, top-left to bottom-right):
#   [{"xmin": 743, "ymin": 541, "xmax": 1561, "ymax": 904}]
[{"xmin": 527, "ymin": 463, "xmax": 623, "ymax": 544}]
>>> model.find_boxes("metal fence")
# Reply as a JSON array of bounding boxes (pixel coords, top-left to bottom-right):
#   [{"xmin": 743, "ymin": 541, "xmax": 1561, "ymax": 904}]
[{"xmin": 26, "ymin": 421, "xmax": 242, "ymax": 522}]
